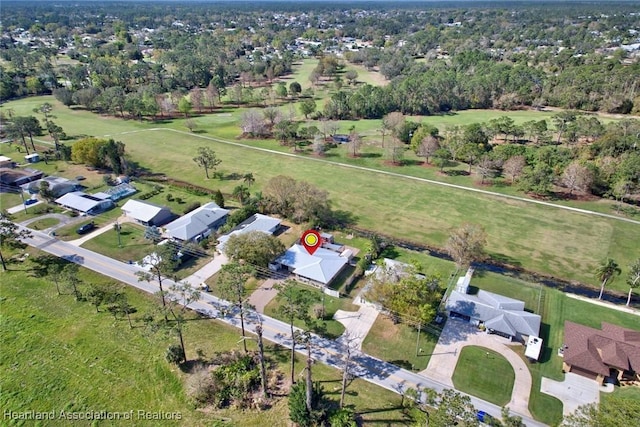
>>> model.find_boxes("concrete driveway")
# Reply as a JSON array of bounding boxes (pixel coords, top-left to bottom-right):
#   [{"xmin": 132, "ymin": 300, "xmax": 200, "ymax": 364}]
[
  {"xmin": 540, "ymin": 373, "xmax": 600, "ymax": 416},
  {"xmin": 248, "ymin": 279, "xmax": 283, "ymax": 313},
  {"xmin": 420, "ymin": 318, "xmax": 533, "ymax": 417}
]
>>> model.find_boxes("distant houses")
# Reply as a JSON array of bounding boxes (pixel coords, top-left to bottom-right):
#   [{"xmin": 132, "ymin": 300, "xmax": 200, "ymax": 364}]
[
  {"xmin": 561, "ymin": 321, "xmax": 640, "ymax": 385},
  {"xmin": 121, "ymin": 199, "xmax": 173, "ymax": 226},
  {"xmin": 164, "ymin": 202, "xmax": 229, "ymax": 242}
]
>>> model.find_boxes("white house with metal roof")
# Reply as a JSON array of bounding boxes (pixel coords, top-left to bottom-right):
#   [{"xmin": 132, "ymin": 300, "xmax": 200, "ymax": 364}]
[
  {"xmin": 55, "ymin": 191, "xmax": 114, "ymax": 215},
  {"xmin": 164, "ymin": 202, "xmax": 229, "ymax": 242},
  {"xmin": 217, "ymin": 213, "xmax": 281, "ymax": 252},
  {"xmin": 276, "ymin": 244, "xmax": 350, "ymax": 288},
  {"xmin": 121, "ymin": 199, "xmax": 173, "ymax": 226}
]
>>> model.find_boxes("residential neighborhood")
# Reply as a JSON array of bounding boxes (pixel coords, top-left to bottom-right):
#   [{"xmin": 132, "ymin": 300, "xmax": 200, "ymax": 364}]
[{"xmin": 1, "ymin": 1, "xmax": 639, "ymax": 426}]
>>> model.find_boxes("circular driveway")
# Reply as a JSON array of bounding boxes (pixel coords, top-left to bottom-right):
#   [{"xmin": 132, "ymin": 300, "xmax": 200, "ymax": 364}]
[{"xmin": 420, "ymin": 318, "xmax": 533, "ymax": 417}]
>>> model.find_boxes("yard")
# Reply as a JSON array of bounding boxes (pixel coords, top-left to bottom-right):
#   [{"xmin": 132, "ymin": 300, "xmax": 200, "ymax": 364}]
[
  {"xmin": 452, "ymin": 346, "xmax": 515, "ymax": 407},
  {"xmin": 0, "ymin": 264, "xmax": 415, "ymax": 427},
  {"xmin": 361, "ymin": 315, "xmax": 439, "ymax": 372},
  {"xmin": 263, "ymin": 281, "xmax": 359, "ymax": 339},
  {"xmin": 472, "ymin": 275, "xmax": 640, "ymax": 425}
]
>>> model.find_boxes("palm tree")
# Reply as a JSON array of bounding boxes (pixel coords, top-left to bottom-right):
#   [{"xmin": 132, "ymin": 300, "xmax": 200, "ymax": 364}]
[
  {"xmin": 595, "ymin": 258, "xmax": 621, "ymax": 300},
  {"xmin": 626, "ymin": 259, "xmax": 640, "ymax": 307},
  {"xmin": 232, "ymin": 185, "xmax": 250, "ymax": 205},
  {"xmin": 242, "ymin": 173, "xmax": 255, "ymax": 187}
]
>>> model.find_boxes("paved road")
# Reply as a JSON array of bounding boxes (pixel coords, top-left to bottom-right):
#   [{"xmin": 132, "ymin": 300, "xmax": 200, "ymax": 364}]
[{"xmin": 19, "ymin": 227, "xmax": 547, "ymax": 427}]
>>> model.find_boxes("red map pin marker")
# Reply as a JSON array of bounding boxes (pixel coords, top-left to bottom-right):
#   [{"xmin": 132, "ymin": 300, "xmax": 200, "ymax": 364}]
[{"xmin": 301, "ymin": 229, "xmax": 322, "ymax": 255}]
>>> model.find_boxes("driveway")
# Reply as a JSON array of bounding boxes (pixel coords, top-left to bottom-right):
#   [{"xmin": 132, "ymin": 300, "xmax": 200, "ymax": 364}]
[
  {"xmin": 248, "ymin": 279, "xmax": 283, "ymax": 313},
  {"xmin": 540, "ymin": 373, "xmax": 601, "ymax": 416},
  {"xmin": 333, "ymin": 305, "xmax": 379, "ymax": 350},
  {"xmin": 182, "ymin": 253, "xmax": 229, "ymax": 287},
  {"xmin": 420, "ymin": 319, "xmax": 533, "ymax": 417}
]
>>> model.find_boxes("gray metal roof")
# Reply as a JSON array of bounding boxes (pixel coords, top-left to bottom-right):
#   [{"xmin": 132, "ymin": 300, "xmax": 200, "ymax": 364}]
[{"xmin": 446, "ymin": 290, "xmax": 541, "ymax": 338}]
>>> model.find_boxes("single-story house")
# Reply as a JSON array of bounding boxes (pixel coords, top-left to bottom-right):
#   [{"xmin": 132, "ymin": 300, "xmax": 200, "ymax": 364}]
[
  {"xmin": 55, "ymin": 191, "xmax": 114, "ymax": 215},
  {"xmin": 562, "ymin": 321, "xmax": 640, "ymax": 385},
  {"xmin": 275, "ymin": 243, "xmax": 349, "ymax": 288},
  {"xmin": 445, "ymin": 289, "xmax": 541, "ymax": 342},
  {"xmin": 23, "ymin": 176, "xmax": 79, "ymax": 198},
  {"xmin": 0, "ymin": 167, "xmax": 43, "ymax": 187},
  {"xmin": 217, "ymin": 213, "xmax": 281, "ymax": 252},
  {"xmin": 121, "ymin": 199, "xmax": 173, "ymax": 226},
  {"xmin": 164, "ymin": 202, "xmax": 229, "ymax": 242}
]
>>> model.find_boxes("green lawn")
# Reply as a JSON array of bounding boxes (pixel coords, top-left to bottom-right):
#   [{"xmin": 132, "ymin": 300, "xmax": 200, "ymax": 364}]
[
  {"xmin": 473, "ymin": 276, "xmax": 640, "ymax": 425},
  {"xmin": 0, "ymin": 262, "xmax": 415, "ymax": 427},
  {"xmin": 361, "ymin": 315, "xmax": 438, "ymax": 372},
  {"xmin": 2, "ymin": 97, "xmax": 638, "ymax": 292},
  {"xmin": 263, "ymin": 281, "xmax": 359, "ymax": 339},
  {"xmin": 452, "ymin": 346, "xmax": 515, "ymax": 407},
  {"xmin": 80, "ymin": 222, "xmax": 152, "ymax": 262},
  {"xmin": 27, "ymin": 217, "xmax": 61, "ymax": 230}
]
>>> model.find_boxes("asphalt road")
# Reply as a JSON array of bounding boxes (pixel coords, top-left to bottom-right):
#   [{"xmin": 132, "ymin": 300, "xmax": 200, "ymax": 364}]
[{"xmin": 20, "ymin": 227, "xmax": 547, "ymax": 427}]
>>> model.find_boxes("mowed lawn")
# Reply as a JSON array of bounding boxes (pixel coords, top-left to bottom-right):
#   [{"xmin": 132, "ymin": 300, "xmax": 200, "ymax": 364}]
[
  {"xmin": 0, "ymin": 266, "xmax": 414, "ymax": 427},
  {"xmin": 114, "ymin": 128, "xmax": 636, "ymax": 290},
  {"xmin": 2, "ymin": 97, "xmax": 638, "ymax": 290},
  {"xmin": 452, "ymin": 346, "xmax": 515, "ymax": 407}
]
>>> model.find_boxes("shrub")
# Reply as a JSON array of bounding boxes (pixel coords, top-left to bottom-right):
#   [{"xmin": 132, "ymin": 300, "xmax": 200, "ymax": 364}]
[
  {"xmin": 166, "ymin": 343, "xmax": 185, "ymax": 364},
  {"xmin": 166, "ymin": 193, "xmax": 174, "ymax": 202}
]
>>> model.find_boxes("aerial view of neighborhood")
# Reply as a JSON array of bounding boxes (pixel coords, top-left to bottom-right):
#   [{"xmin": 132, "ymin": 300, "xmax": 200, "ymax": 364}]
[{"xmin": 1, "ymin": 0, "xmax": 639, "ymax": 426}]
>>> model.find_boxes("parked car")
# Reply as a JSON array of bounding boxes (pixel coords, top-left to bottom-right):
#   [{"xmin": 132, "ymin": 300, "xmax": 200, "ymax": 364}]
[
  {"xmin": 24, "ymin": 198, "xmax": 37, "ymax": 206},
  {"xmin": 76, "ymin": 221, "xmax": 96, "ymax": 235}
]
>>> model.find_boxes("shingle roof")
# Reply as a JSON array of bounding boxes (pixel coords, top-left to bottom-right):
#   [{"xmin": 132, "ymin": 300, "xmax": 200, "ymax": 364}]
[
  {"xmin": 563, "ymin": 321, "xmax": 640, "ymax": 377},
  {"xmin": 445, "ymin": 289, "xmax": 541, "ymax": 338},
  {"xmin": 164, "ymin": 202, "xmax": 229, "ymax": 241},
  {"xmin": 277, "ymin": 244, "xmax": 348, "ymax": 285}
]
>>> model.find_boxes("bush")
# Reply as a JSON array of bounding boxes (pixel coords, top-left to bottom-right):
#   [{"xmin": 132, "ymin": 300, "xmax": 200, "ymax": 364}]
[
  {"xmin": 166, "ymin": 343, "xmax": 185, "ymax": 364},
  {"xmin": 183, "ymin": 201, "xmax": 201, "ymax": 215},
  {"xmin": 166, "ymin": 193, "xmax": 174, "ymax": 202}
]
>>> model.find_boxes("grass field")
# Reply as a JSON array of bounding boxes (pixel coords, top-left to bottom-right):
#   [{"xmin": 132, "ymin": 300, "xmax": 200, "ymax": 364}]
[
  {"xmin": 452, "ymin": 346, "xmax": 515, "ymax": 407},
  {"xmin": 1, "ymin": 96, "xmax": 638, "ymax": 293},
  {"xmin": 0, "ymin": 264, "xmax": 414, "ymax": 427}
]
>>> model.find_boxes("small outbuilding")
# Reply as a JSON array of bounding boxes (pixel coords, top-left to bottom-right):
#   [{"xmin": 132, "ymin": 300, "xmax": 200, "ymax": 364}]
[{"xmin": 24, "ymin": 153, "xmax": 40, "ymax": 163}]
